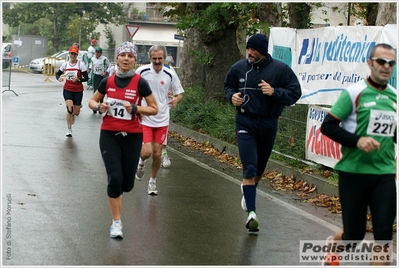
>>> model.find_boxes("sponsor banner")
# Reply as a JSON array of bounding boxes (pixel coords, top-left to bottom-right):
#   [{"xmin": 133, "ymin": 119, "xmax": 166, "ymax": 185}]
[
  {"xmin": 381, "ymin": 24, "xmax": 398, "ymax": 90},
  {"xmin": 296, "ymin": 26, "xmax": 381, "ymax": 105},
  {"xmin": 270, "ymin": 25, "xmax": 397, "ymax": 166},
  {"xmin": 270, "ymin": 27, "xmax": 296, "ymax": 68},
  {"xmin": 269, "ymin": 25, "xmax": 397, "ymax": 105},
  {"xmin": 381, "ymin": 24, "xmax": 398, "ymax": 48},
  {"xmin": 299, "ymin": 240, "xmax": 393, "ymax": 263},
  {"xmin": 305, "ymin": 105, "xmax": 341, "ymax": 168}
]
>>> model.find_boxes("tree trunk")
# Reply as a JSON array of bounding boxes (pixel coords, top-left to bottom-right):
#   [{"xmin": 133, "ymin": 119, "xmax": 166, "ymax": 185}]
[
  {"xmin": 52, "ymin": 10, "xmax": 59, "ymax": 53},
  {"xmin": 287, "ymin": 3, "xmax": 311, "ymax": 29},
  {"xmin": 236, "ymin": 29, "xmax": 247, "ymax": 58},
  {"xmin": 375, "ymin": 2, "xmax": 397, "ymax": 25},
  {"xmin": 255, "ymin": 3, "xmax": 283, "ymax": 28},
  {"xmin": 179, "ymin": 4, "xmax": 242, "ymax": 102},
  {"xmin": 204, "ymin": 28, "xmax": 242, "ymax": 101},
  {"xmin": 364, "ymin": 3, "xmax": 379, "ymax": 25},
  {"xmin": 180, "ymin": 27, "xmax": 242, "ymax": 102},
  {"xmin": 180, "ymin": 28, "xmax": 203, "ymax": 90}
]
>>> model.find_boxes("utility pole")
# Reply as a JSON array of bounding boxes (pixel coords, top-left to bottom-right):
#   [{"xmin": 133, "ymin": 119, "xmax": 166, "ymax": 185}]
[
  {"xmin": 13, "ymin": 25, "xmax": 21, "ymax": 68},
  {"xmin": 347, "ymin": 3, "xmax": 351, "ymax": 26},
  {"xmin": 79, "ymin": 5, "xmax": 83, "ymax": 47}
]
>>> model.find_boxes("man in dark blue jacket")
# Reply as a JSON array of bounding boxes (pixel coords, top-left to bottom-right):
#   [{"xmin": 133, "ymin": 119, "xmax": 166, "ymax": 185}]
[{"xmin": 224, "ymin": 33, "xmax": 302, "ymax": 232}]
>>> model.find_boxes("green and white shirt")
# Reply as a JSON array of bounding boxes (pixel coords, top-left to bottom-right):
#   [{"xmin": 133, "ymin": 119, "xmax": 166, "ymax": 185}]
[
  {"xmin": 330, "ymin": 78, "xmax": 397, "ymax": 174},
  {"xmin": 89, "ymin": 55, "xmax": 110, "ymax": 76}
]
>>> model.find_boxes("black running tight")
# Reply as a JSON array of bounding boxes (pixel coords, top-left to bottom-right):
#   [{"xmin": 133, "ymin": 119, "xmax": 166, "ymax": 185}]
[
  {"xmin": 99, "ymin": 130, "xmax": 143, "ymax": 198},
  {"xmin": 339, "ymin": 171, "xmax": 396, "ymax": 241}
]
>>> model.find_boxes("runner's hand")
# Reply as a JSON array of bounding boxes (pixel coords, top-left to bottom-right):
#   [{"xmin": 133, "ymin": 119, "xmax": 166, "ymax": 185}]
[{"xmin": 357, "ymin": 137, "xmax": 380, "ymax": 152}]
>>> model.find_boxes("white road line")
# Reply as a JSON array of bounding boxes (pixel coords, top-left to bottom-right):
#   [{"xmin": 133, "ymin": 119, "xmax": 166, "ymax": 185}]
[
  {"xmin": 169, "ymin": 146, "xmax": 397, "ymax": 261},
  {"xmin": 169, "ymin": 147, "xmax": 341, "ymax": 232}
]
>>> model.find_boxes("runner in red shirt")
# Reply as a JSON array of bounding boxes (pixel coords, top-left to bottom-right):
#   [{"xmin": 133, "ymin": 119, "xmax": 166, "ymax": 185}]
[
  {"xmin": 88, "ymin": 41, "xmax": 158, "ymax": 239},
  {"xmin": 56, "ymin": 46, "xmax": 89, "ymax": 137}
]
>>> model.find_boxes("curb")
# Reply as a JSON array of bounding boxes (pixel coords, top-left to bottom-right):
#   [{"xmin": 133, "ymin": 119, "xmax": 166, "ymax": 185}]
[{"xmin": 169, "ymin": 122, "xmax": 338, "ymax": 197}]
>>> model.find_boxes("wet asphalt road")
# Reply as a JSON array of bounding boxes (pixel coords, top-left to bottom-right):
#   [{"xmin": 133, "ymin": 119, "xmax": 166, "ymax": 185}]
[{"xmin": 2, "ymin": 71, "xmax": 396, "ymax": 266}]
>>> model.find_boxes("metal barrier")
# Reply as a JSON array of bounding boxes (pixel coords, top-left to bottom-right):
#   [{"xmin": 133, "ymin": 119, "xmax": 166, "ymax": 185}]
[
  {"xmin": 42, "ymin": 57, "xmax": 57, "ymax": 82},
  {"xmin": 2, "ymin": 58, "xmax": 18, "ymax": 96}
]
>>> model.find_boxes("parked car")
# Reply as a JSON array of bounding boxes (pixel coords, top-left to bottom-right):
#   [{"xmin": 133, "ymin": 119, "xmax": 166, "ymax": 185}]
[
  {"xmin": 2, "ymin": 43, "xmax": 12, "ymax": 69},
  {"xmin": 29, "ymin": 50, "xmax": 87, "ymax": 73}
]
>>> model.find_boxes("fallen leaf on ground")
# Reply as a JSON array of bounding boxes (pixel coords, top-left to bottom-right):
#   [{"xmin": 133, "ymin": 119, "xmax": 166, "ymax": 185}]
[{"xmin": 169, "ymin": 131, "xmax": 395, "ymax": 233}]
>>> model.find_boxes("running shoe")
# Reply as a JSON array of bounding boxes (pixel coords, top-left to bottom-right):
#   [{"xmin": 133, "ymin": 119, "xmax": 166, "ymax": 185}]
[
  {"xmin": 322, "ymin": 236, "xmax": 340, "ymax": 265},
  {"xmin": 135, "ymin": 164, "xmax": 145, "ymax": 181},
  {"xmin": 161, "ymin": 150, "xmax": 171, "ymax": 167},
  {"xmin": 110, "ymin": 221, "xmax": 123, "ymax": 239},
  {"xmin": 71, "ymin": 115, "xmax": 75, "ymax": 125},
  {"xmin": 245, "ymin": 211, "xmax": 259, "ymax": 232},
  {"xmin": 241, "ymin": 184, "xmax": 247, "ymax": 212},
  {"xmin": 66, "ymin": 128, "xmax": 72, "ymax": 137},
  {"xmin": 148, "ymin": 182, "xmax": 158, "ymax": 195}
]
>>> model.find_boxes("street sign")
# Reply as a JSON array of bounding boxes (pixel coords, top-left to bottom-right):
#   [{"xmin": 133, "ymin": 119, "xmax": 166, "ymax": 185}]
[
  {"xmin": 12, "ymin": 56, "xmax": 19, "ymax": 67},
  {"xmin": 125, "ymin": 25, "xmax": 140, "ymax": 39},
  {"xmin": 14, "ymin": 40, "xmax": 22, "ymax": 47},
  {"xmin": 174, "ymin": 34, "xmax": 185, "ymax": 41},
  {"xmin": 12, "ymin": 56, "xmax": 19, "ymax": 64}
]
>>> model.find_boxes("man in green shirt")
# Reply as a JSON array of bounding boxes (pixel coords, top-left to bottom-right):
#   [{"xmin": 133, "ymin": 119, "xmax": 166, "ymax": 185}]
[{"xmin": 321, "ymin": 43, "xmax": 397, "ymax": 266}]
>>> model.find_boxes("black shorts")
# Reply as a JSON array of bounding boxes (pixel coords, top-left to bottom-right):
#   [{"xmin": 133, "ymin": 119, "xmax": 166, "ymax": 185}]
[
  {"xmin": 339, "ymin": 171, "xmax": 396, "ymax": 241},
  {"xmin": 63, "ymin": 89, "xmax": 83, "ymax": 106}
]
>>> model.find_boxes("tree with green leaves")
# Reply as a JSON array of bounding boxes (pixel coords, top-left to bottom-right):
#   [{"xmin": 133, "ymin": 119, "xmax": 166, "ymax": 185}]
[
  {"xmin": 330, "ymin": 3, "xmax": 396, "ymax": 26},
  {"xmin": 2, "ymin": 2, "xmax": 126, "ymax": 53},
  {"xmin": 286, "ymin": 3, "xmax": 312, "ymax": 29},
  {"xmin": 160, "ymin": 2, "xmax": 395, "ymax": 101},
  {"xmin": 350, "ymin": 3, "xmax": 379, "ymax": 25},
  {"xmin": 159, "ymin": 2, "xmax": 319, "ymax": 101},
  {"xmin": 162, "ymin": 3, "xmax": 286, "ymax": 101}
]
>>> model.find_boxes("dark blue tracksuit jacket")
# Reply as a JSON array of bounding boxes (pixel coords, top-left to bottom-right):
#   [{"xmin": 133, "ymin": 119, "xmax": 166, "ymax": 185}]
[
  {"xmin": 224, "ymin": 54, "xmax": 302, "ymax": 119},
  {"xmin": 224, "ymin": 54, "xmax": 302, "ymax": 178}
]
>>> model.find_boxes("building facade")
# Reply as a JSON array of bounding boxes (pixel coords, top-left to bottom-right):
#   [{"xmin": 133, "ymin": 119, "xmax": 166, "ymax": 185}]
[
  {"xmin": 94, "ymin": 3, "xmax": 351, "ymax": 67},
  {"xmin": 95, "ymin": 3, "xmax": 182, "ymax": 66}
]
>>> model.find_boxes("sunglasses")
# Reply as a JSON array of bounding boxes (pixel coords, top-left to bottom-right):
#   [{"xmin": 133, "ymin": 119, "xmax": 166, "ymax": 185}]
[{"xmin": 370, "ymin": 57, "xmax": 396, "ymax": 67}]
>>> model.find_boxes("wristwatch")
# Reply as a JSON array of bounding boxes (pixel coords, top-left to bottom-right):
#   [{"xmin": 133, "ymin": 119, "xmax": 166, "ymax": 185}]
[{"xmin": 96, "ymin": 104, "xmax": 100, "ymax": 112}]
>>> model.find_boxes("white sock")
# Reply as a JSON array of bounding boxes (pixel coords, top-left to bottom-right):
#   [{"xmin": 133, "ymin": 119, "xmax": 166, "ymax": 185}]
[
  {"xmin": 139, "ymin": 158, "xmax": 145, "ymax": 166},
  {"xmin": 113, "ymin": 219, "xmax": 122, "ymax": 225},
  {"xmin": 149, "ymin": 178, "xmax": 156, "ymax": 184}
]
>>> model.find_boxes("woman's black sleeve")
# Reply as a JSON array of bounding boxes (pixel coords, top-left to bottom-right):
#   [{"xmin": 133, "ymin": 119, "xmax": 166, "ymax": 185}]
[
  {"xmin": 55, "ymin": 69, "xmax": 63, "ymax": 80},
  {"xmin": 80, "ymin": 71, "xmax": 88, "ymax": 82},
  {"xmin": 138, "ymin": 78, "xmax": 153, "ymax": 97},
  {"xmin": 97, "ymin": 77, "xmax": 108, "ymax": 95},
  {"xmin": 320, "ymin": 113, "xmax": 360, "ymax": 148}
]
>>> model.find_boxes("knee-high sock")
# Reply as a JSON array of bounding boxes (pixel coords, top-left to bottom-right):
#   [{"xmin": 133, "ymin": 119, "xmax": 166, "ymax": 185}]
[{"xmin": 243, "ymin": 185, "xmax": 256, "ymax": 213}]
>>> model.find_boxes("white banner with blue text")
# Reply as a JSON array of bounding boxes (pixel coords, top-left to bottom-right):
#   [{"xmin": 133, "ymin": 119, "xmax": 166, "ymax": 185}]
[{"xmin": 269, "ymin": 25, "xmax": 397, "ymax": 105}]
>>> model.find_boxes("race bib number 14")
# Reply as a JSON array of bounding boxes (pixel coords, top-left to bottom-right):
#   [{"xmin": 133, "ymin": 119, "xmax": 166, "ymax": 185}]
[{"xmin": 107, "ymin": 97, "xmax": 132, "ymax": 120}]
